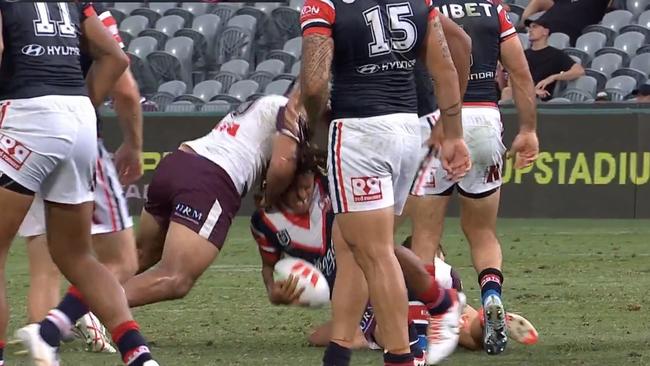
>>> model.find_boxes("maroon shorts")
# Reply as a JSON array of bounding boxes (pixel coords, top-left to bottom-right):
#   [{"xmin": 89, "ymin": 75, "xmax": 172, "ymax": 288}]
[{"xmin": 145, "ymin": 150, "xmax": 241, "ymax": 249}]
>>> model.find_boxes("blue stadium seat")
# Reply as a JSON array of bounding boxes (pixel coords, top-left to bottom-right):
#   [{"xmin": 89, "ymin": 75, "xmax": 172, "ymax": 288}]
[
  {"xmin": 212, "ymin": 80, "xmax": 260, "ymax": 107},
  {"xmin": 175, "ymin": 80, "xmax": 224, "ymax": 105},
  {"xmin": 213, "ymin": 59, "xmax": 250, "ymax": 92},
  {"xmin": 613, "ymin": 53, "xmax": 650, "ymax": 86},
  {"xmin": 264, "ymin": 79, "xmax": 292, "ymax": 95},
  {"xmin": 127, "ymin": 36, "xmax": 159, "ymax": 94},
  {"xmin": 119, "ymin": 15, "xmax": 149, "ymax": 47},
  {"xmin": 605, "ymin": 75, "xmax": 637, "ymax": 101},
  {"xmin": 216, "ymin": 15, "xmax": 258, "ymax": 65},
  {"xmin": 149, "ymin": 80, "xmax": 188, "ymax": 110},
  {"xmin": 166, "ymin": 2, "xmax": 210, "ymax": 28},
  {"xmin": 562, "ymin": 76, "xmax": 598, "ymax": 102},
  {"xmin": 549, "ymin": 33, "xmax": 570, "ymax": 50},
  {"xmin": 249, "ymin": 59, "xmax": 285, "ymax": 89},
  {"xmin": 165, "ymin": 100, "xmax": 196, "ymax": 112},
  {"xmin": 619, "ymin": 10, "xmax": 650, "ymax": 37},
  {"xmin": 139, "ymin": 15, "xmax": 185, "ymax": 50},
  {"xmin": 626, "ymin": 0, "xmax": 650, "ymax": 18},
  {"xmin": 595, "ymin": 31, "xmax": 646, "ymax": 65},
  {"xmin": 266, "ymin": 37, "xmax": 302, "ymax": 71},
  {"xmin": 175, "ymin": 14, "xmax": 223, "ymax": 67},
  {"xmin": 564, "ymin": 32, "xmax": 607, "ymax": 64},
  {"xmin": 147, "ymin": 36, "xmax": 195, "ymax": 90},
  {"xmin": 583, "ymin": 10, "xmax": 635, "ymax": 45},
  {"xmin": 586, "ymin": 53, "xmax": 624, "ymax": 90},
  {"xmin": 131, "ymin": 3, "xmax": 177, "ymax": 27},
  {"xmin": 108, "ymin": 2, "xmax": 142, "ymax": 25}
]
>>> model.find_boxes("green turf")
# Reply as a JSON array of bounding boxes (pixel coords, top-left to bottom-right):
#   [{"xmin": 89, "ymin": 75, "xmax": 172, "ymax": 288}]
[{"xmin": 5, "ymin": 218, "xmax": 650, "ymax": 365}]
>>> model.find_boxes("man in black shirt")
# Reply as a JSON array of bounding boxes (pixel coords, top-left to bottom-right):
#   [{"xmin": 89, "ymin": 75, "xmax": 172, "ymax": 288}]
[
  {"xmin": 502, "ymin": 13, "xmax": 584, "ymax": 100},
  {"xmin": 519, "ymin": 0, "xmax": 611, "ymax": 44}
]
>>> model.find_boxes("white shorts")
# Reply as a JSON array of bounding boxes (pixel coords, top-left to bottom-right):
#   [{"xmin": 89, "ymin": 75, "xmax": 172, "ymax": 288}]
[
  {"xmin": 410, "ymin": 106, "xmax": 506, "ymax": 197},
  {"xmin": 327, "ymin": 113, "xmax": 420, "ymax": 215},
  {"xmin": 18, "ymin": 140, "xmax": 134, "ymax": 238},
  {"xmin": 0, "ymin": 95, "xmax": 97, "ymax": 204}
]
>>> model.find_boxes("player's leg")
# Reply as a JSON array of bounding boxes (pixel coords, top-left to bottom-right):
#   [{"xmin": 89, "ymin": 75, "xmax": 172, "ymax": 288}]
[
  {"xmin": 393, "ymin": 246, "xmax": 464, "ymax": 364},
  {"xmin": 0, "ymin": 98, "xmax": 66, "ymax": 364},
  {"xmin": 122, "ymin": 149, "xmax": 240, "ymax": 307},
  {"xmin": 457, "ymin": 106, "xmax": 508, "ymax": 355},
  {"xmin": 18, "ymin": 196, "xmax": 62, "ymax": 323},
  {"xmin": 403, "ymin": 194, "xmax": 451, "ymax": 263},
  {"xmin": 309, "ymin": 321, "xmax": 369, "ymax": 349},
  {"xmin": 135, "ymin": 209, "xmax": 167, "ymax": 273},
  {"xmin": 91, "ymin": 140, "xmax": 138, "ymax": 283},
  {"xmin": 26, "ymin": 235, "xmax": 62, "ymax": 323},
  {"xmin": 16, "ymin": 97, "xmax": 156, "ymax": 366},
  {"xmin": 123, "ymin": 222, "xmax": 219, "ymax": 306},
  {"xmin": 323, "ymin": 221, "xmax": 370, "ymax": 364}
]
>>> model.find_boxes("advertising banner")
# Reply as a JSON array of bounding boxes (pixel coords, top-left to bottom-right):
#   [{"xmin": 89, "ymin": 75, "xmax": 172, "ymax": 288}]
[{"xmin": 102, "ymin": 108, "xmax": 650, "ymax": 218}]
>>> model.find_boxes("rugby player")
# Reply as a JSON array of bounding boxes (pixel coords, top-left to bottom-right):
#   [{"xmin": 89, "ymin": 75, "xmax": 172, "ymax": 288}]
[
  {"xmin": 250, "ymin": 166, "xmax": 538, "ymax": 355},
  {"xmin": 402, "ymin": 0, "xmax": 539, "ymax": 356},
  {"xmin": 117, "ymin": 84, "xmax": 305, "ymax": 313},
  {"xmin": 17, "ymin": 3, "xmax": 142, "ymax": 354},
  {"xmin": 0, "ymin": 2, "xmax": 157, "ymax": 366},
  {"xmin": 300, "ymin": 0, "xmax": 472, "ymax": 363}
]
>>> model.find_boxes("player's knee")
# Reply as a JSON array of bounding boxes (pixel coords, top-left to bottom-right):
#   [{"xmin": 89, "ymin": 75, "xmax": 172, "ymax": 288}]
[{"xmin": 159, "ymin": 272, "xmax": 196, "ymax": 300}]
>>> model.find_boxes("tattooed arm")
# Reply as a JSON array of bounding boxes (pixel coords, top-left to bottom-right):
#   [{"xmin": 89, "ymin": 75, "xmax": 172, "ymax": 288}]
[
  {"xmin": 300, "ymin": 34, "xmax": 333, "ymax": 128},
  {"xmin": 420, "ymin": 13, "xmax": 464, "ymax": 139},
  {"xmin": 439, "ymin": 14, "xmax": 472, "ymax": 99}
]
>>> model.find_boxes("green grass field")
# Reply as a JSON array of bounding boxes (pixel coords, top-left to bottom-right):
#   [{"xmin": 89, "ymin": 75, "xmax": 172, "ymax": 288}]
[{"xmin": 5, "ymin": 218, "xmax": 650, "ymax": 365}]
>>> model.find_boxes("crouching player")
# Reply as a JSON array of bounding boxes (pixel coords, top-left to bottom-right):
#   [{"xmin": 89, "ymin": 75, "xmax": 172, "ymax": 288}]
[{"xmin": 250, "ymin": 146, "xmax": 465, "ymax": 365}]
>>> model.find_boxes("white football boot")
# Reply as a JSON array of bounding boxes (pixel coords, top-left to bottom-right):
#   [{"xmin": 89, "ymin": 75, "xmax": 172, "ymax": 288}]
[
  {"xmin": 73, "ymin": 312, "xmax": 116, "ymax": 353},
  {"xmin": 425, "ymin": 290, "xmax": 465, "ymax": 365},
  {"xmin": 483, "ymin": 294, "xmax": 508, "ymax": 355},
  {"xmin": 15, "ymin": 324, "xmax": 59, "ymax": 366}
]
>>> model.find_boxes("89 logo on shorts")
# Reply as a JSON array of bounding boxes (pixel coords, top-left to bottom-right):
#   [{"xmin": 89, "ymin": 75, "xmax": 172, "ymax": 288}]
[
  {"xmin": 0, "ymin": 134, "xmax": 32, "ymax": 170},
  {"xmin": 351, "ymin": 177, "xmax": 382, "ymax": 202}
]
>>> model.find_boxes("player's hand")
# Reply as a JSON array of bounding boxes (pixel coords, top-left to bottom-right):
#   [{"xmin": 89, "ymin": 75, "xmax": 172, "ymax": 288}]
[
  {"xmin": 269, "ymin": 274, "xmax": 305, "ymax": 306},
  {"xmin": 509, "ymin": 131, "xmax": 539, "ymax": 169},
  {"xmin": 439, "ymin": 137, "xmax": 471, "ymax": 181},
  {"xmin": 113, "ymin": 143, "xmax": 143, "ymax": 185}
]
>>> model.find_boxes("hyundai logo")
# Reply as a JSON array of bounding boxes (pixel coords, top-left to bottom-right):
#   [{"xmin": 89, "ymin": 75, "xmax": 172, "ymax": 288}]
[
  {"xmin": 356, "ymin": 64, "xmax": 380, "ymax": 74},
  {"xmin": 21, "ymin": 44, "xmax": 45, "ymax": 57}
]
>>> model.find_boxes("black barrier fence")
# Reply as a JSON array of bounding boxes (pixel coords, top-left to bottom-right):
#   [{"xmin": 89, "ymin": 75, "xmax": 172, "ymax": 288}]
[{"xmin": 101, "ymin": 105, "xmax": 650, "ymax": 218}]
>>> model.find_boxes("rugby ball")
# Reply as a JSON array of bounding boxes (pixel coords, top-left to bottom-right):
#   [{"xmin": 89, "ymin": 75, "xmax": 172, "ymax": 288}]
[{"xmin": 274, "ymin": 257, "xmax": 330, "ymax": 308}]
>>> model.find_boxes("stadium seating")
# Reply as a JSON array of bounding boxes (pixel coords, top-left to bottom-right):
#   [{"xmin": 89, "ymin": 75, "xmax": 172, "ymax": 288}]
[
  {"xmin": 102, "ymin": 0, "xmax": 648, "ymax": 109},
  {"xmin": 605, "ymin": 75, "xmax": 637, "ymax": 101},
  {"xmin": 562, "ymin": 76, "xmax": 598, "ymax": 102}
]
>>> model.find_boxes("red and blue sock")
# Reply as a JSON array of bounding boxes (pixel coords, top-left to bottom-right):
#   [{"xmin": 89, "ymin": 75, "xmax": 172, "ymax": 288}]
[
  {"xmin": 39, "ymin": 285, "xmax": 89, "ymax": 347},
  {"xmin": 112, "ymin": 321, "xmax": 153, "ymax": 366},
  {"xmin": 478, "ymin": 268, "xmax": 504, "ymax": 304},
  {"xmin": 322, "ymin": 341, "xmax": 351, "ymax": 366}
]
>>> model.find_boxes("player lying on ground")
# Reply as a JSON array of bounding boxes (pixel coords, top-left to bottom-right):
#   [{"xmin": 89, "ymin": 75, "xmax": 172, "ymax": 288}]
[
  {"xmin": 249, "ymin": 146, "xmax": 465, "ymax": 365},
  {"xmin": 0, "ymin": 2, "xmax": 157, "ymax": 366},
  {"xmin": 15, "ymin": 3, "xmax": 142, "ymax": 354}
]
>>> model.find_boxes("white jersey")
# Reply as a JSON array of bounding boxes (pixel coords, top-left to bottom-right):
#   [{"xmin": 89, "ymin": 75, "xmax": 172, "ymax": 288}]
[{"xmin": 184, "ymin": 95, "xmax": 288, "ymax": 195}]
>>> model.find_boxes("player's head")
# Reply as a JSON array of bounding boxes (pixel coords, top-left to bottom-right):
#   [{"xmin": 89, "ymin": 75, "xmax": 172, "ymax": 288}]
[
  {"xmin": 279, "ymin": 143, "xmax": 326, "ymax": 215},
  {"xmin": 525, "ymin": 13, "xmax": 550, "ymax": 42}
]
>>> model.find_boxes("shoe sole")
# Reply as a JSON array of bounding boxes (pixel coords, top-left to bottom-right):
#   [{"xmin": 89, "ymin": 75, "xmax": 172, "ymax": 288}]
[{"xmin": 484, "ymin": 302, "xmax": 508, "ymax": 355}]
